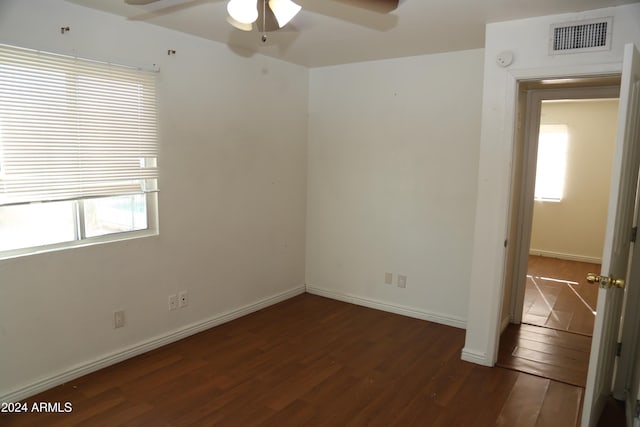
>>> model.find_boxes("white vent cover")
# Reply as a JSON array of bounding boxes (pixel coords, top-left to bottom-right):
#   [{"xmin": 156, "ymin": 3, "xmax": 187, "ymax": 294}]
[{"xmin": 549, "ymin": 17, "xmax": 612, "ymax": 55}]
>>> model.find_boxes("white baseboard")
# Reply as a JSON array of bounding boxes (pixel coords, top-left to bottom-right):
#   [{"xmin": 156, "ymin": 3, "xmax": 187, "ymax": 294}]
[
  {"xmin": 1, "ymin": 285, "xmax": 305, "ymax": 403},
  {"xmin": 461, "ymin": 348, "xmax": 493, "ymax": 366},
  {"xmin": 501, "ymin": 315, "xmax": 511, "ymax": 334},
  {"xmin": 305, "ymin": 285, "xmax": 466, "ymax": 330},
  {"xmin": 529, "ymin": 249, "xmax": 601, "ymax": 264}
]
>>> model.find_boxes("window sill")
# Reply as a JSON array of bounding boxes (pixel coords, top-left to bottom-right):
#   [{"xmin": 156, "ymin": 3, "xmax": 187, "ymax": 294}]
[
  {"xmin": 0, "ymin": 228, "xmax": 158, "ymax": 261},
  {"xmin": 534, "ymin": 198, "xmax": 562, "ymax": 203}
]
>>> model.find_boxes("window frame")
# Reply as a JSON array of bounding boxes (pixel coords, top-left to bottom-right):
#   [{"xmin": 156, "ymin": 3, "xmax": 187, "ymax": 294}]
[
  {"xmin": 0, "ymin": 193, "xmax": 158, "ymax": 260},
  {"xmin": 0, "ymin": 44, "xmax": 159, "ymax": 259}
]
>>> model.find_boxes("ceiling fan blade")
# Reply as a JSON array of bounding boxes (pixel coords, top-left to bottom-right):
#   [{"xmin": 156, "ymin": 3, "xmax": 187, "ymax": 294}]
[
  {"xmin": 127, "ymin": 0, "xmax": 219, "ymax": 21},
  {"xmin": 125, "ymin": 0, "xmax": 163, "ymax": 4},
  {"xmin": 330, "ymin": 0, "xmax": 399, "ymax": 14},
  {"xmin": 300, "ymin": 0, "xmax": 398, "ymax": 31},
  {"xmin": 123, "ymin": 0, "xmax": 398, "ymax": 33}
]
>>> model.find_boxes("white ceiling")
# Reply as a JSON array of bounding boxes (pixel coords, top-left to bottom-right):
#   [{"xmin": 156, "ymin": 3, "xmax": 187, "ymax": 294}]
[{"xmin": 68, "ymin": 0, "xmax": 640, "ymax": 67}]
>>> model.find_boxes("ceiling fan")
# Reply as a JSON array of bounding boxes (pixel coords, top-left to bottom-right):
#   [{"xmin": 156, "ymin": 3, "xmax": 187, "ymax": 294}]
[{"xmin": 124, "ymin": 0, "xmax": 399, "ymax": 37}]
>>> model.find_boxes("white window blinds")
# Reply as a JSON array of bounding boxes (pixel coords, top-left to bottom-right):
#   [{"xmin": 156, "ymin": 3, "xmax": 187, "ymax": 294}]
[{"xmin": 0, "ymin": 44, "xmax": 158, "ymax": 206}]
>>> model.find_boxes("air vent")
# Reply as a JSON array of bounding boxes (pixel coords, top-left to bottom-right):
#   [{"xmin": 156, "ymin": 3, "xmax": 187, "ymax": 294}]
[{"xmin": 550, "ymin": 17, "xmax": 612, "ymax": 55}]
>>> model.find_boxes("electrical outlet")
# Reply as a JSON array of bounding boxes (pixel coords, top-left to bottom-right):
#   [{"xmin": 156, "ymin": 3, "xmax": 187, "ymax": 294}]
[
  {"xmin": 397, "ymin": 275, "xmax": 407, "ymax": 288},
  {"xmin": 384, "ymin": 272, "xmax": 393, "ymax": 285},
  {"xmin": 179, "ymin": 290, "xmax": 188, "ymax": 308},
  {"xmin": 114, "ymin": 310, "xmax": 125, "ymax": 328},
  {"xmin": 168, "ymin": 294, "xmax": 178, "ymax": 311}
]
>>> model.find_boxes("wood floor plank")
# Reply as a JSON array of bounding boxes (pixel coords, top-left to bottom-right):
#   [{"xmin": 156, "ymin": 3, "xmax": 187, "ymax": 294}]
[
  {"xmin": 371, "ymin": 355, "xmax": 475, "ymax": 426},
  {"xmin": 495, "ymin": 374, "xmax": 550, "ymax": 427},
  {"xmin": 74, "ymin": 401, "xmax": 155, "ymax": 427},
  {"xmin": 430, "ymin": 367, "xmax": 520, "ymax": 426},
  {"xmin": 514, "ymin": 337, "xmax": 590, "ymax": 361},
  {"xmin": 498, "ymin": 353, "xmax": 587, "ymax": 387},
  {"xmin": 517, "ymin": 325, "xmax": 592, "ymax": 351},
  {"xmin": 511, "ymin": 346, "xmax": 589, "ymax": 372},
  {"xmin": 536, "ymin": 380, "xmax": 583, "ymax": 427},
  {"xmin": 258, "ymin": 399, "xmax": 317, "ymax": 427}
]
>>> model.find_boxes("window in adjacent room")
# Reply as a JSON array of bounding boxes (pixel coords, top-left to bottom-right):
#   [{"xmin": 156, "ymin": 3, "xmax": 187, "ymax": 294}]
[
  {"xmin": 534, "ymin": 124, "xmax": 569, "ymax": 202},
  {"xmin": 0, "ymin": 44, "xmax": 159, "ymax": 258}
]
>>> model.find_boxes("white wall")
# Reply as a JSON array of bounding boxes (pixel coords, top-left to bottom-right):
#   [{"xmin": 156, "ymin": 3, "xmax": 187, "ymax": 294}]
[
  {"xmin": 306, "ymin": 49, "xmax": 484, "ymax": 327},
  {"xmin": 0, "ymin": 0, "xmax": 308, "ymax": 400},
  {"xmin": 531, "ymin": 100, "xmax": 619, "ymax": 262},
  {"xmin": 463, "ymin": 3, "xmax": 640, "ymax": 366}
]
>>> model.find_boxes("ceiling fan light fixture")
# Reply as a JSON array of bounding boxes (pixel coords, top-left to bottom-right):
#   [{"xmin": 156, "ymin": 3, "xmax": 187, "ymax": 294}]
[
  {"xmin": 268, "ymin": 0, "xmax": 301, "ymax": 28},
  {"xmin": 226, "ymin": 16, "xmax": 254, "ymax": 31},
  {"xmin": 227, "ymin": 0, "xmax": 259, "ymax": 24}
]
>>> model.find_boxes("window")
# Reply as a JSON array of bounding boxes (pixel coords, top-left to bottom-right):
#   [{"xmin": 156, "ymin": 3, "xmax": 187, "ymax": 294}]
[
  {"xmin": 534, "ymin": 124, "xmax": 569, "ymax": 202},
  {"xmin": 0, "ymin": 44, "xmax": 158, "ymax": 258}
]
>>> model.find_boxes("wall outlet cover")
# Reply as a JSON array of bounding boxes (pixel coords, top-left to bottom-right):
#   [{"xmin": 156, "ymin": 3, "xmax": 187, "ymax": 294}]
[
  {"xmin": 397, "ymin": 275, "xmax": 407, "ymax": 288},
  {"xmin": 179, "ymin": 291, "xmax": 188, "ymax": 308},
  {"xmin": 384, "ymin": 272, "xmax": 393, "ymax": 285},
  {"xmin": 114, "ymin": 310, "xmax": 125, "ymax": 328},
  {"xmin": 169, "ymin": 294, "xmax": 178, "ymax": 311}
]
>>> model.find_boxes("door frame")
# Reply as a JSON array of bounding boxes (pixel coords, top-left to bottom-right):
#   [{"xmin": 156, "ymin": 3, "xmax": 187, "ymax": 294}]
[
  {"xmin": 462, "ymin": 62, "xmax": 627, "ymax": 369},
  {"xmin": 615, "ymin": 176, "xmax": 640, "ymax": 424},
  {"xmin": 498, "ymin": 50, "xmax": 640, "ymax": 425},
  {"xmin": 506, "ymin": 83, "xmax": 621, "ymax": 326}
]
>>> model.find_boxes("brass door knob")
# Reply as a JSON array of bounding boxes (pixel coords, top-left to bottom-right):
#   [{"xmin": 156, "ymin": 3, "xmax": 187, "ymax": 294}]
[
  {"xmin": 587, "ymin": 273, "xmax": 625, "ymax": 289},
  {"xmin": 586, "ymin": 273, "xmax": 599, "ymax": 283}
]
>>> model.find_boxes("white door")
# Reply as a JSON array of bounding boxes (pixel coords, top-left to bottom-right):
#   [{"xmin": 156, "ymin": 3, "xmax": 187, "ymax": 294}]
[{"xmin": 582, "ymin": 43, "xmax": 640, "ymax": 427}]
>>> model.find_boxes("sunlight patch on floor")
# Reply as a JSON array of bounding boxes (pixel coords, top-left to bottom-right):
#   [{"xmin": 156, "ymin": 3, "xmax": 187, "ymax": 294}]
[{"xmin": 527, "ymin": 274, "xmax": 596, "ymax": 315}]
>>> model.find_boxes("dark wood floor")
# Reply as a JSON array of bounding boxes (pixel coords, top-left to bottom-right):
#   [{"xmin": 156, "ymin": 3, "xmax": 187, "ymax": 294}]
[
  {"xmin": 497, "ymin": 323, "xmax": 591, "ymax": 387},
  {"xmin": 498, "ymin": 256, "xmax": 598, "ymax": 389},
  {"xmin": 523, "ymin": 255, "xmax": 599, "ymax": 336},
  {"xmin": 1, "ymin": 294, "xmax": 588, "ymax": 427},
  {"xmin": 497, "ymin": 256, "xmax": 625, "ymax": 425}
]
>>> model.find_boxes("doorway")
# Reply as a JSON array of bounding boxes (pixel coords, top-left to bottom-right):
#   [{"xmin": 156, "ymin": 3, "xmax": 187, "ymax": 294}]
[
  {"xmin": 524, "ymin": 98, "xmax": 619, "ymax": 336},
  {"xmin": 497, "ymin": 80, "xmax": 621, "ymax": 388}
]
